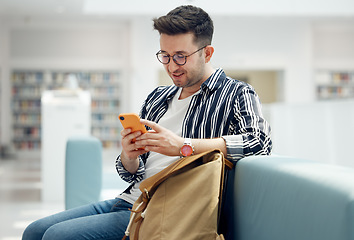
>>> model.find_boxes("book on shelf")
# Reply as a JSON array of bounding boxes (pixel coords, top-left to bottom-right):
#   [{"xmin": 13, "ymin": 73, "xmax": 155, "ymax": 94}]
[{"xmin": 11, "ymin": 70, "xmax": 122, "ymax": 151}]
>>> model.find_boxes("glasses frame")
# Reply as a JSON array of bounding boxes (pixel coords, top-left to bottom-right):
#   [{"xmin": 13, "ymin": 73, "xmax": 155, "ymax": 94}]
[{"xmin": 156, "ymin": 45, "xmax": 207, "ymax": 66}]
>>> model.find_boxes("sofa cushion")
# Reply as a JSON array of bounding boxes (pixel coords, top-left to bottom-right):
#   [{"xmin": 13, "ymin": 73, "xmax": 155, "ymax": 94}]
[{"xmin": 234, "ymin": 155, "xmax": 354, "ymax": 240}]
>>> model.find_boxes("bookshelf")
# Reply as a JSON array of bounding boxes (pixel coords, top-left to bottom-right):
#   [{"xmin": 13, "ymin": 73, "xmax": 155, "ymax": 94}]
[
  {"xmin": 11, "ymin": 70, "xmax": 123, "ymax": 151},
  {"xmin": 316, "ymin": 70, "xmax": 354, "ymax": 100}
]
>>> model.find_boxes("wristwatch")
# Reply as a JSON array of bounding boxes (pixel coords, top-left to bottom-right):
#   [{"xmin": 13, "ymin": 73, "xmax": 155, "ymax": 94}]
[{"xmin": 180, "ymin": 138, "xmax": 194, "ymax": 157}]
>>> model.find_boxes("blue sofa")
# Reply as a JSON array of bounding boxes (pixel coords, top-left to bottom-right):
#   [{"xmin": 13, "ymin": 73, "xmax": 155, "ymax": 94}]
[
  {"xmin": 65, "ymin": 136, "xmax": 102, "ymax": 210},
  {"xmin": 221, "ymin": 155, "xmax": 354, "ymax": 240},
  {"xmin": 64, "ymin": 137, "xmax": 354, "ymax": 239}
]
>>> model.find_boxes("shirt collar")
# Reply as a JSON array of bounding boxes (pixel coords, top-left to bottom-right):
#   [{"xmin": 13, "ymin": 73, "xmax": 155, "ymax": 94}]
[
  {"xmin": 200, "ymin": 68, "xmax": 225, "ymax": 93},
  {"xmin": 166, "ymin": 85, "xmax": 179, "ymax": 101}
]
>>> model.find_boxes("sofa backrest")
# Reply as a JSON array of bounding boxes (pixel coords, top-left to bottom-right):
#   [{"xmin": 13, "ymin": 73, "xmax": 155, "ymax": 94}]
[{"xmin": 232, "ymin": 155, "xmax": 354, "ymax": 240}]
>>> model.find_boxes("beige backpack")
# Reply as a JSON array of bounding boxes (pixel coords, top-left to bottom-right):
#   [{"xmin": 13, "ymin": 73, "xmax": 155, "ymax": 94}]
[{"xmin": 123, "ymin": 149, "xmax": 233, "ymax": 240}]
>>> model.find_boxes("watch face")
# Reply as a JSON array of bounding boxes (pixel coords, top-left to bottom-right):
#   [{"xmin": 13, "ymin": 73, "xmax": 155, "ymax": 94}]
[{"xmin": 181, "ymin": 144, "xmax": 193, "ymax": 157}]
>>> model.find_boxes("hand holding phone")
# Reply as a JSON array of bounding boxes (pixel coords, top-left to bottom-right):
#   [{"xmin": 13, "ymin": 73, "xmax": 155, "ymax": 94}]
[
  {"xmin": 118, "ymin": 113, "xmax": 147, "ymax": 134},
  {"xmin": 119, "ymin": 113, "xmax": 147, "ymax": 151}
]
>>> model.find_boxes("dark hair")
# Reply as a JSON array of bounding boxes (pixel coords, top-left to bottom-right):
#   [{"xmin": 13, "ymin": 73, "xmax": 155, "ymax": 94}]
[{"xmin": 153, "ymin": 5, "xmax": 214, "ymax": 47}]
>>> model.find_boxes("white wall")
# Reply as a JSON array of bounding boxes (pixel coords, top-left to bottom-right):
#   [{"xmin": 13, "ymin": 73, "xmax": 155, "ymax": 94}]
[
  {"xmin": 84, "ymin": 0, "xmax": 354, "ymax": 17},
  {"xmin": 0, "ymin": 19, "xmax": 11, "ymax": 145},
  {"xmin": 127, "ymin": 17, "xmax": 161, "ymax": 113},
  {"xmin": 8, "ymin": 19, "xmax": 129, "ymax": 70},
  {"xmin": 212, "ymin": 16, "xmax": 314, "ymax": 103},
  {"xmin": 313, "ymin": 21, "xmax": 354, "ymax": 69},
  {"xmin": 264, "ymin": 100, "xmax": 354, "ymax": 169}
]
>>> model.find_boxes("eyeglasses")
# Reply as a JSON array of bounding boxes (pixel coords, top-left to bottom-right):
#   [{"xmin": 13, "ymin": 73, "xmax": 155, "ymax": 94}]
[{"xmin": 156, "ymin": 46, "xmax": 207, "ymax": 66}]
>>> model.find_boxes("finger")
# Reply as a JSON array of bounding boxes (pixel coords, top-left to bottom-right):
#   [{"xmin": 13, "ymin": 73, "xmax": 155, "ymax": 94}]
[
  {"xmin": 122, "ymin": 131, "xmax": 142, "ymax": 146},
  {"xmin": 125, "ymin": 141, "xmax": 144, "ymax": 154},
  {"xmin": 135, "ymin": 131, "xmax": 157, "ymax": 141},
  {"xmin": 122, "ymin": 148, "xmax": 147, "ymax": 160},
  {"xmin": 135, "ymin": 138, "xmax": 161, "ymax": 147},
  {"xmin": 121, "ymin": 128, "xmax": 132, "ymax": 137},
  {"xmin": 144, "ymin": 145, "xmax": 160, "ymax": 152},
  {"xmin": 140, "ymin": 119, "xmax": 163, "ymax": 133}
]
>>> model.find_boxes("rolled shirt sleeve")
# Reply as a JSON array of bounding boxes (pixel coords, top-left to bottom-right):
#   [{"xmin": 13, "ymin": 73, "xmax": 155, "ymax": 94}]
[
  {"xmin": 222, "ymin": 86, "xmax": 272, "ymax": 163},
  {"xmin": 115, "ymin": 155, "xmax": 145, "ymax": 183}
]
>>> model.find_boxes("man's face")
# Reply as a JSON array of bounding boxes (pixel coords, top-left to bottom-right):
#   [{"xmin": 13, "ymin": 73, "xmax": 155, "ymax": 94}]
[{"xmin": 159, "ymin": 33, "xmax": 206, "ymax": 89}]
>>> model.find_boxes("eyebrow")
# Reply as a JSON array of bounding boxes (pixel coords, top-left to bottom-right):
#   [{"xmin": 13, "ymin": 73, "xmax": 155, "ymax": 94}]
[{"xmin": 160, "ymin": 50, "xmax": 188, "ymax": 55}]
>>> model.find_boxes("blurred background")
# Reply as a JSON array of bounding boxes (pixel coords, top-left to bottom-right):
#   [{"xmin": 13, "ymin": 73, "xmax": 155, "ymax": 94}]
[{"xmin": 0, "ymin": 0, "xmax": 354, "ymax": 239}]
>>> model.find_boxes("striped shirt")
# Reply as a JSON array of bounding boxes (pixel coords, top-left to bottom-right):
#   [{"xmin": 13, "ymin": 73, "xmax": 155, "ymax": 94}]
[{"xmin": 116, "ymin": 68, "xmax": 272, "ymax": 184}]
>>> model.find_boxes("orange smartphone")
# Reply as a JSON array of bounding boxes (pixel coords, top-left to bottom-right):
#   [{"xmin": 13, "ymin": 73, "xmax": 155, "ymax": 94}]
[{"xmin": 118, "ymin": 113, "xmax": 147, "ymax": 134}]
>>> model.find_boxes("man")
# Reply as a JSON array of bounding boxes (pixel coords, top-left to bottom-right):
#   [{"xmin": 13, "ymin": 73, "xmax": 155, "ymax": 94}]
[
  {"xmin": 22, "ymin": 5, "xmax": 271, "ymax": 240},
  {"xmin": 117, "ymin": 5, "xmax": 271, "ymax": 203}
]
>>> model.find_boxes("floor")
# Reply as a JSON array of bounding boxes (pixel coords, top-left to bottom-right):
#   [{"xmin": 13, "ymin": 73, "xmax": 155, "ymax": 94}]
[{"xmin": 0, "ymin": 150, "xmax": 128, "ymax": 240}]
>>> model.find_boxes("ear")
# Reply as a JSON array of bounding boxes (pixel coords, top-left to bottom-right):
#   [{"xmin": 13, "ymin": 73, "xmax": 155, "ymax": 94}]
[{"xmin": 204, "ymin": 45, "xmax": 214, "ymax": 63}]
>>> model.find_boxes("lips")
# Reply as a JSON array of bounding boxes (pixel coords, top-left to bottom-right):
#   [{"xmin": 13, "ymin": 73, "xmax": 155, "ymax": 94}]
[
  {"xmin": 173, "ymin": 73, "xmax": 184, "ymax": 77},
  {"xmin": 171, "ymin": 71, "xmax": 185, "ymax": 79}
]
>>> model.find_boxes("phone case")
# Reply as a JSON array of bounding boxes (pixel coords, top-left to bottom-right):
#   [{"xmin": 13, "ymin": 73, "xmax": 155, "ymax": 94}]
[{"xmin": 118, "ymin": 113, "xmax": 147, "ymax": 134}]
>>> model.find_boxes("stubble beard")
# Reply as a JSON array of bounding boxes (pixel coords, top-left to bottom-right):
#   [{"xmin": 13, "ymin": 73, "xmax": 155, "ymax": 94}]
[{"xmin": 172, "ymin": 64, "xmax": 205, "ymax": 89}]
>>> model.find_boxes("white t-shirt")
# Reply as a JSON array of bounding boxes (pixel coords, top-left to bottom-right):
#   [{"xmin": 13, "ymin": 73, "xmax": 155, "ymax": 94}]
[{"xmin": 119, "ymin": 88, "xmax": 199, "ymax": 204}]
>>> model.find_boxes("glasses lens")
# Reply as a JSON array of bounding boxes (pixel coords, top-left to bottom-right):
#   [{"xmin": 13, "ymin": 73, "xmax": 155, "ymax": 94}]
[
  {"xmin": 157, "ymin": 53, "xmax": 170, "ymax": 64},
  {"xmin": 173, "ymin": 54, "xmax": 186, "ymax": 65}
]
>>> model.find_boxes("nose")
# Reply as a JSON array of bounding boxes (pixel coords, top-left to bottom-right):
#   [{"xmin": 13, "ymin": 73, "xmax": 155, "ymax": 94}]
[{"xmin": 167, "ymin": 59, "xmax": 180, "ymax": 73}]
